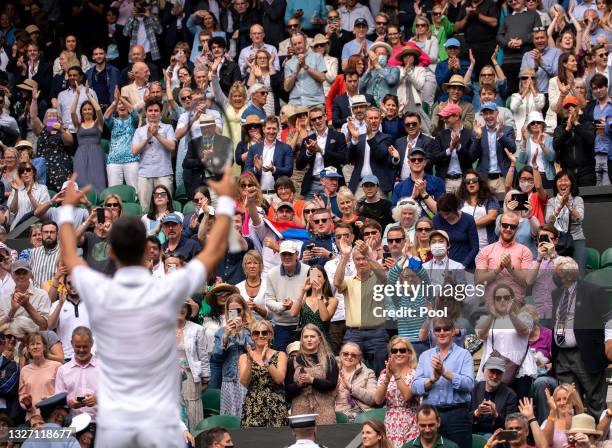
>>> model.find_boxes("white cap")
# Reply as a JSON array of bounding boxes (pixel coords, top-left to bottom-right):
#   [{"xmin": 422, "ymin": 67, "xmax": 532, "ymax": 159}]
[
  {"xmin": 279, "ymin": 240, "xmax": 299, "ymax": 254},
  {"xmin": 288, "ymin": 414, "xmax": 318, "ymax": 428}
]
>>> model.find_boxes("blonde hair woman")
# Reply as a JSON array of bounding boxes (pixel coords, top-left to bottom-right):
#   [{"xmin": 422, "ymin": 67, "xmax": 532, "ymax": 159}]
[
  {"xmin": 239, "ymin": 320, "xmax": 288, "ymax": 427},
  {"xmin": 286, "ymin": 324, "xmax": 339, "ymax": 425},
  {"xmin": 543, "ymin": 383, "xmax": 585, "ymax": 448},
  {"xmin": 337, "ymin": 187, "xmax": 363, "ymax": 233},
  {"xmin": 335, "ymin": 342, "xmax": 377, "ymax": 421},
  {"xmin": 236, "ymin": 250, "xmax": 269, "ymax": 319},
  {"xmin": 211, "ymin": 72, "xmax": 248, "ymax": 147},
  {"xmin": 509, "ymin": 67, "xmax": 546, "ymax": 143},
  {"xmin": 374, "ymin": 335, "xmax": 419, "ymax": 448}
]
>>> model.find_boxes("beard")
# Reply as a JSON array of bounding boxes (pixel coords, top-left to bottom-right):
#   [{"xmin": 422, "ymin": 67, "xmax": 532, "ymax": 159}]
[{"xmin": 42, "ymin": 238, "xmax": 57, "ymax": 250}]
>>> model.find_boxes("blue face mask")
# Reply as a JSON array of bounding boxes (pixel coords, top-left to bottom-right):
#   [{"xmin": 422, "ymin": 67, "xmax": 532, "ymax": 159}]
[{"xmin": 377, "ymin": 55, "xmax": 387, "ymax": 66}]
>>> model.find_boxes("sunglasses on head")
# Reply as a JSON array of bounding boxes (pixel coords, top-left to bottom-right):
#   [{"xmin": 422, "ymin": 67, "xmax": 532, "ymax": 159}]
[
  {"xmin": 433, "ymin": 325, "xmax": 452, "ymax": 332},
  {"xmin": 463, "ymin": 178, "xmax": 479, "ymax": 185},
  {"xmin": 391, "ymin": 347, "xmax": 408, "ymax": 354},
  {"xmin": 501, "ymin": 222, "xmax": 518, "ymax": 230},
  {"xmin": 387, "ymin": 237, "xmax": 404, "ymax": 243},
  {"xmin": 252, "ymin": 330, "xmax": 270, "ymax": 337},
  {"xmin": 494, "ymin": 294, "xmax": 513, "ymax": 302}
]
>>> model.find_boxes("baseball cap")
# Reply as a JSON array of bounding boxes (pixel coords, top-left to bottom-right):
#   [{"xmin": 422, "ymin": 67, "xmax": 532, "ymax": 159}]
[
  {"xmin": 161, "ymin": 213, "xmax": 182, "ymax": 225},
  {"xmin": 276, "ymin": 201, "xmax": 294, "ymax": 211},
  {"xmin": 444, "ymin": 38, "xmax": 461, "ymax": 48},
  {"xmin": 562, "ymin": 96, "xmax": 579, "ymax": 107},
  {"xmin": 320, "ymin": 166, "xmax": 342, "ymax": 179},
  {"xmin": 481, "ymin": 102, "xmax": 498, "ymax": 111},
  {"xmin": 361, "ymin": 175, "xmax": 379, "ymax": 185},
  {"xmin": 279, "ymin": 240, "xmax": 299, "ymax": 254},
  {"xmin": 429, "ymin": 230, "xmax": 450, "ymax": 244},
  {"xmin": 484, "ymin": 356, "xmax": 507, "ymax": 372},
  {"xmin": 437, "ymin": 103, "xmax": 463, "ymax": 118},
  {"xmin": 354, "ymin": 18, "xmax": 368, "ymax": 27},
  {"xmin": 408, "ymin": 147, "xmax": 426, "ymax": 156},
  {"xmin": 11, "ymin": 259, "xmax": 32, "ymax": 273}
]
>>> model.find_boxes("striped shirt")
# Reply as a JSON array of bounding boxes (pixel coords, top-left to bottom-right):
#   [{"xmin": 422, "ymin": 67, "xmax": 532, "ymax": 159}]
[{"xmin": 30, "ymin": 244, "xmax": 60, "ymax": 288}]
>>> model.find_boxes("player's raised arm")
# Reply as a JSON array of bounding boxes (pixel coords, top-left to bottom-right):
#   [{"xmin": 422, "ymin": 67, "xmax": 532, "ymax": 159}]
[{"xmin": 57, "ymin": 174, "xmax": 90, "ymax": 273}]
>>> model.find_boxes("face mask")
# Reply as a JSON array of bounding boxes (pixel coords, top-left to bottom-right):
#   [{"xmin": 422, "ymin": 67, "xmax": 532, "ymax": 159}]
[
  {"xmin": 519, "ymin": 180, "xmax": 534, "ymax": 193},
  {"xmin": 377, "ymin": 55, "xmax": 387, "ymax": 66},
  {"xmin": 430, "ymin": 243, "xmax": 447, "ymax": 257}
]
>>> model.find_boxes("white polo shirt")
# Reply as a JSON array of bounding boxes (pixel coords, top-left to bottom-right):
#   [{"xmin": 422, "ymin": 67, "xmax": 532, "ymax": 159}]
[
  {"xmin": 71, "ymin": 260, "xmax": 207, "ymax": 430},
  {"xmin": 49, "ymin": 297, "xmax": 91, "ymax": 359}
]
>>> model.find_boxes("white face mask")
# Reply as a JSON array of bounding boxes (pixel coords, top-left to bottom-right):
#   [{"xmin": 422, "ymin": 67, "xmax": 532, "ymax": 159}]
[
  {"xmin": 519, "ymin": 180, "xmax": 534, "ymax": 193},
  {"xmin": 431, "ymin": 243, "xmax": 447, "ymax": 257}
]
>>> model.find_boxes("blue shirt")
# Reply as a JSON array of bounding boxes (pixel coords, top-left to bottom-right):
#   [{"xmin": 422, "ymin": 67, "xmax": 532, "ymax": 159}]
[
  {"xmin": 162, "ymin": 235, "xmax": 202, "ymax": 262},
  {"xmin": 432, "ymin": 213, "xmax": 479, "ymax": 269},
  {"xmin": 593, "ymin": 100, "xmax": 612, "ymax": 157},
  {"xmin": 284, "ymin": 50, "xmax": 327, "ymax": 107},
  {"xmin": 284, "ymin": 0, "xmax": 327, "ymax": 30},
  {"xmin": 241, "ymin": 104, "xmax": 266, "ymax": 121},
  {"xmin": 105, "ymin": 109, "xmax": 140, "ymax": 164},
  {"xmin": 520, "ymin": 46, "xmax": 562, "ymax": 93},
  {"xmin": 341, "ymin": 39, "xmax": 373, "ymax": 62},
  {"xmin": 412, "ymin": 343, "xmax": 474, "ymax": 405},
  {"xmin": 300, "ymin": 233, "xmax": 336, "ymax": 267},
  {"xmin": 391, "ymin": 173, "xmax": 446, "ymax": 214}
]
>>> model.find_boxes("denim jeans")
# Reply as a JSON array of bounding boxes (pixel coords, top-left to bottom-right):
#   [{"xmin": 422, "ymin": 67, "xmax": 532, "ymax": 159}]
[
  {"xmin": 208, "ymin": 355, "xmax": 223, "ymax": 389},
  {"xmin": 343, "ymin": 327, "xmax": 388, "ymax": 376},
  {"xmin": 273, "ymin": 324, "xmax": 297, "ymax": 352}
]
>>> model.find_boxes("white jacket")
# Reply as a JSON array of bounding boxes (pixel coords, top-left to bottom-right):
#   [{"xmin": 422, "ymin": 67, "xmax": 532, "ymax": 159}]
[
  {"xmin": 509, "ymin": 92, "xmax": 545, "ymax": 139},
  {"xmin": 182, "ymin": 320, "xmax": 210, "ymax": 383}
]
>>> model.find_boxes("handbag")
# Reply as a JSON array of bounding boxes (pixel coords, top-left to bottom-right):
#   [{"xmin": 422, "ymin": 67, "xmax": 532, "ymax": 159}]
[
  {"xmin": 489, "ymin": 320, "xmax": 530, "ymax": 385},
  {"xmin": 555, "ymin": 232, "xmax": 574, "ymax": 257}
]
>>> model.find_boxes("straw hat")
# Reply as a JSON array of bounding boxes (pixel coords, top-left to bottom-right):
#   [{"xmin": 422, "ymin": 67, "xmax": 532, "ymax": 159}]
[
  {"xmin": 16, "ymin": 79, "xmax": 38, "ymax": 91},
  {"xmin": 566, "ymin": 414, "xmax": 603, "ymax": 436},
  {"xmin": 370, "ymin": 41, "xmax": 393, "ymax": 57},
  {"xmin": 395, "ymin": 44, "xmax": 422, "ymax": 63},
  {"xmin": 442, "ymin": 74, "xmax": 471, "ymax": 93},
  {"xmin": 241, "ymin": 114, "xmax": 263, "ymax": 127},
  {"xmin": 204, "ymin": 284, "xmax": 240, "ymax": 305},
  {"xmin": 310, "ymin": 34, "xmax": 329, "ymax": 47},
  {"xmin": 288, "ymin": 105, "xmax": 309, "ymax": 119}
]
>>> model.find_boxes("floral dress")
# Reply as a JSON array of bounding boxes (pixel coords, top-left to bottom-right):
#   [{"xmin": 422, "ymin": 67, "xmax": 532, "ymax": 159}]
[
  {"xmin": 36, "ymin": 128, "xmax": 73, "ymax": 192},
  {"xmin": 240, "ymin": 352, "xmax": 288, "ymax": 427},
  {"xmin": 377, "ymin": 369, "xmax": 419, "ymax": 448}
]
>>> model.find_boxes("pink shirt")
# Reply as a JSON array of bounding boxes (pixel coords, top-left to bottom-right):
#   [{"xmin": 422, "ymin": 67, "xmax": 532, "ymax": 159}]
[
  {"xmin": 55, "ymin": 356, "xmax": 99, "ymax": 422},
  {"xmin": 18, "ymin": 360, "xmax": 62, "ymax": 421},
  {"xmin": 476, "ymin": 240, "xmax": 533, "ymax": 303}
]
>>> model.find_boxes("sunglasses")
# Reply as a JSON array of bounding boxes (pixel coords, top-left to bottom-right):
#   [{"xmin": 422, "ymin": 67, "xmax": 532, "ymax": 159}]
[
  {"xmin": 0, "ymin": 255, "xmax": 6, "ymax": 262},
  {"xmin": 390, "ymin": 347, "xmax": 408, "ymax": 354},
  {"xmin": 314, "ymin": 44, "xmax": 326, "ymax": 48},
  {"xmin": 416, "ymin": 227, "xmax": 432, "ymax": 232},
  {"xmin": 287, "ymin": 24, "xmax": 300, "ymax": 29},
  {"xmin": 405, "ymin": 122, "xmax": 419, "ymax": 128},
  {"xmin": 494, "ymin": 294, "xmax": 513, "ymax": 302},
  {"xmin": 313, "ymin": 218, "xmax": 329, "ymax": 224},
  {"xmin": 328, "ymin": 17, "xmax": 339, "ymax": 22},
  {"xmin": 245, "ymin": 125, "xmax": 261, "ymax": 131},
  {"xmin": 481, "ymin": 73, "xmax": 495, "ymax": 77},
  {"xmin": 500, "ymin": 223, "xmax": 518, "ymax": 230},
  {"xmin": 335, "ymin": 233, "xmax": 351, "ymax": 239},
  {"xmin": 180, "ymin": 95, "xmax": 192, "ymax": 101},
  {"xmin": 363, "ymin": 231, "xmax": 379, "ymax": 237},
  {"xmin": 409, "ymin": 157, "xmax": 425, "ymax": 163},
  {"xmin": 416, "ymin": 23, "xmax": 428, "ymax": 28},
  {"xmin": 153, "ymin": 192, "xmax": 168, "ymax": 198},
  {"xmin": 463, "ymin": 178, "xmax": 479, "ymax": 185},
  {"xmin": 341, "ymin": 352, "xmax": 358, "ymax": 358},
  {"xmin": 376, "ymin": 21, "xmax": 388, "ymax": 25},
  {"xmin": 19, "ymin": 167, "xmax": 33, "ymax": 173},
  {"xmin": 310, "ymin": 115, "xmax": 325, "ymax": 121},
  {"xmin": 240, "ymin": 183, "xmax": 255, "ymax": 188},
  {"xmin": 2, "ymin": 334, "xmax": 16, "ymax": 341},
  {"xmin": 433, "ymin": 325, "xmax": 452, "ymax": 332},
  {"xmin": 105, "ymin": 202, "xmax": 121, "ymax": 208},
  {"xmin": 597, "ymin": 52, "xmax": 609, "ymax": 58},
  {"xmin": 252, "ymin": 330, "xmax": 270, "ymax": 337},
  {"xmin": 387, "ymin": 237, "xmax": 404, "ymax": 243},
  {"xmin": 432, "ymin": 12, "xmax": 442, "ymax": 16},
  {"xmin": 303, "ymin": 209, "xmax": 316, "ymax": 215}
]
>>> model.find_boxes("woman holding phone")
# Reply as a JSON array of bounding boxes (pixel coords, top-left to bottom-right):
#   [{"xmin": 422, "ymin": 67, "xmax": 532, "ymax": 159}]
[
  {"xmin": 213, "ymin": 294, "xmax": 254, "ymax": 417},
  {"xmin": 496, "ymin": 189, "xmax": 539, "ymax": 257}
]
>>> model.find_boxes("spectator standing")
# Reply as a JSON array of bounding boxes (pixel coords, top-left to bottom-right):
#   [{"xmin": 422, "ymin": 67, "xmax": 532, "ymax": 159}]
[
  {"xmin": 431, "ymin": 76, "xmax": 475, "ymax": 136},
  {"xmin": 457, "ymin": 170, "xmax": 500, "ymax": 250},
  {"xmin": 510, "ymin": 68, "xmax": 546, "ymax": 146},
  {"xmin": 359, "ymin": 42, "xmax": 399, "ymax": 107},
  {"xmin": 434, "ymin": 39, "xmax": 470, "ymax": 103},
  {"xmin": 284, "ymin": 0, "xmax": 327, "ymax": 34},
  {"xmin": 341, "ymin": 19, "xmax": 373, "ymax": 67},
  {"xmin": 85, "ymin": 47, "xmax": 120, "ymax": 111},
  {"xmin": 123, "ymin": 7, "xmax": 163, "ymax": 62},
  {"xmin": 520, "ymin": 27, "xmax": 561, "ymax": 94},
  {"xmin": 238, "ymin": 24, "xmax": 279, "ymax": 78},
  {"xmin": 583, "ymin": 74, "xmax": 612, "ymax": 186},
  {"xmin": 412, "ymin": 317, "xmax": 475, "ymax": 448},
  {"xmin": 284, "ymin": 32, "xmax": 327, "ymax": 107},
  {"xmin": 56, "ymin": 66, "xmax": 99, "ymax": 134},
  {"xmin": 338, "ymin": 0, "xmax": 375, "ymax": 35},
  {"xmin": 261, "ymin": 0, "xmax": 286, "ymax": 48}
]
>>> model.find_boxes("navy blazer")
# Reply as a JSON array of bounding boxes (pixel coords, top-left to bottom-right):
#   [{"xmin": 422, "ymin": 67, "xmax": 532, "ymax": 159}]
[
  {"xmin": 469, "ymin": 125, "xmax": 517, "ymax": 177},
  {"xmin": 395, "ymin": 133, "xmax": 440, "ymax": 177},
  {"xmin": 245, "ymin": 140, "xmax": 293, "ymax": 182},
  {"xmin": 433, "ymin": 128, "xmax": 476, "ymax": 179},
  {"xmin": 331, "ymin": 92, "xmax": 375, "ymax": 130},
  {"xmin": 296, "ymin": 128, "xmax": 348, "ymax": 196},
  {"xmin": 347, "ymin": 132, "xmax": 396, "ymax": 193}
]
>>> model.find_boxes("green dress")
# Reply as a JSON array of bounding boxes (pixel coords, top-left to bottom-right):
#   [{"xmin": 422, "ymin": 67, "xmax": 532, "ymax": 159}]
[{"xmin": 300, "ymin": 301, "xmax": 331, "ymax": 341}]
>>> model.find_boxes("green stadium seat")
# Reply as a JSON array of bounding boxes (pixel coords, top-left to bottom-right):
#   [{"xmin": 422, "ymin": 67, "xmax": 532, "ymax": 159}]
[
  {"xmin": 473, "ymin": 434, "xmax": 488, "ymax": 448},
  {"xmin": 122, "ymin": 202, "xmax": 143, "ymax": 216},
  {"xmin": 201, "ymin": 388, "xmax": 221, "ymax": 417},
  {"xmin": 335, "ymin": 412, "xmax": 349, "ymax": 424},
  {"xmin": 173, "ymin": 200, "xmax": 182, "ymax": 213},
  {"xmin": 99, "ymin": 185, "xmax": 137, "ymax": 204},
  {"xmin": 600, "ymin": 248, "xmax": 612, "ymax": 269},
  {"xmin": 354, "ymin": 408, "xmax": 387, "ymax": 423},
  {"xmin": 101, "ymin": 139, "xmax": 110, "ymax": 154},
  {"xmin": 585, "ymin": 268, "xmax": 612, "ymax": 294},
  {"xmin": 194, "ymin": 415, "xmax": 240, "ymax": 435},
  {"xmin": 586, "ymin": 247, "xmax": 601, "ymax": 271},
  {"xmin": 175, "ymin": 183, "xmax": 188, "ymax": 203},
  {"xmin": 85, "ymin": 188, "xmax": 98, "ymax": 206},
  {"xmin": 182, "ymin": 201, "xmax": 196, "ymax": 216}
]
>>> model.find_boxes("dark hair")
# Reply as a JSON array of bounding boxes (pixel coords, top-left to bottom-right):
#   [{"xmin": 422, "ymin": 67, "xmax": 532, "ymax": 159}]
[
  {"xmin": 417, "ymin": 404, "xmax": 440, "ymax": 421},
  {"xmin": 146, "ymin": 185, "xmax": 175, "ymax": 220},
  {"xmin": 79, "ymin": 100, "xmax": 98, "ymax": 122},
  {"xmin": 180, "ymin": 301, "xmax": 193, "ymax": 318},
  {"xmin": 387, "ymin": 225, "xmax": 406, "ymax": 238},
  {"xmin": 92, "ymin": 46, "xmax": 106, "ymax": 54},
  {"xmin": 145, "ymin": 235, "xmax": 161, "ymax": 250},
  {"xmin": 162, "ymin": 251, "xmax": 187, "ymax": 264},
  {"xmin": 436, "ymin": 193, "xmax": 460, "ymax": 214},
  {"xmin": 67, "ymin": 65, "xmax": 83, "ymax": 76},
  {"xmin": 538, "ymin": 223, "xmax": 559, "ymax": 238},
  {"xmin": 107, "ymin": 6, "xmax": 120, "ymax": 16},
  {"xmin": 306, "ymin": 265, "xmax": 334, "ymax": 299},
  {"xmin": 403, "ymin": 111, "xmax": 421, "ymax": 123},
  {"xmin": 40, "ymin": 220, "xmax": 58, "ymax": 232},
  {"xmin": 480, "ymin": 83, "xmax": 497, "ymax": 95},
  {"xmin": 144, "ymin": 97, "xmax": 162, "ymax": 111},
  {"xmin": 590, "ymin": 73, "xmax": 608, "ymax": 89},
  {"xmin": 333, "ymin": 222, "xmax": 354, "ymax": 235},
  {"xmin": 552, "ymin": 170, "xmax": 579, "ymax": 197},
  {"xmin": 343, "ymin": 68, "xmax": 359, "ymax": 79},
  {"xmin": 210, "ymin": 36, "xmax": 227, "ymax": 49},
  {"xmin": 203, "ymin": 427, "xmax": 228, "ymax": 446},
  {"xmin": 109, "ymin": 217, "xmax": 147, "ymax": 265},
  {"xmin": 491, "ymin": 283, "xmax": 515, "ymax": 301},
  {"xmin": 193, "ymin": 185, "xmax": 211, "ymax": 201},
  {"xmin": 456, "ymin": 169, "xmax": 495, "ymax": 205},
  {"xmin": 382, "ymin": 94, "xmax": 399, "ymax": 106},
  {"xmin": 558, "ymin": 53, "xmax": 576, "ymax": 84},
  {"xmin": 18, "ymin": 161, "xmax": 37, "ymax": 182},
  {"xmin": 514, "ymin": 166, "xmax": 535, "ymax": 190},
  {"xmin": 63, "ymin": 34, "xmax": 85, "ymax": 63},
  {"xmin": 274, "ymin": 176, "xmax": 296, "ymax": 193},
  {"xmin": 361, "ymin": 218, "xmax": 382, "ymax": 236}
]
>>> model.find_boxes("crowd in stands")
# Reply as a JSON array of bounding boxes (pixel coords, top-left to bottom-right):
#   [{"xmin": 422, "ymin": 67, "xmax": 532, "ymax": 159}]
[{"xmin": 0, "ymin": 0, "xmax": 611, "ymax": 447}]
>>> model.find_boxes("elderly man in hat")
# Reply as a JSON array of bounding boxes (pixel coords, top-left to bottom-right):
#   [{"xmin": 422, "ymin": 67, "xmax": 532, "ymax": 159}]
[
  {"xmin": 433, "ymin": 103, "xmax": 477, "ymax": 192},
  {"xmin": 21, "ymin": 392, "xmax": 81, "ymax": 448},
  {"xmin": 469, "ymin": 102, "xmax": 517, "ymax": 193},
  {"xmin": 435, "ymin": 38, "xmax": 470, "ymax": 103},
  {"xmin": 241, "ymin": 83, "xmax": 268, "ymax": 121},
  {"xmin": 359, "ymin": 41, "xmax": 399, "ymax": 107},
  {"xmin": 284, "ymin": 32, "xmax": 327, "ymax": 107},
  {"xmin": 470, "ymin": 356, "xmax": 518, "ymax": 436},
  {"xmin": 339, "ymin": 94, "xmax": 370, "ymax": 141},
  {"xmin": 0, "ymin": 259, "xmax": 50, "ymax": 330},
  {"xmin": 431, "ymin": 75, "xmax": 475, "ymax": 136}
]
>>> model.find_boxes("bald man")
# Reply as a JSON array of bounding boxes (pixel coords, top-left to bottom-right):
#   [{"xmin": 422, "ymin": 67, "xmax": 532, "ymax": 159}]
[
  {"xmin": 119, "ymin": 44, "xmax": 160, "ymax": 86},
  {"xmin": 237, "ymin": 24, "xmax": 280, "ymax": 77},
  {"xmin": 121, "ymin": 61, "xmax": 150, "ymax": 111}
]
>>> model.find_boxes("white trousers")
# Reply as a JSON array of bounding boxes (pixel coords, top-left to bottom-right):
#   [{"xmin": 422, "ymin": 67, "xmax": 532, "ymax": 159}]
[
  {"xmin": 106, "ymin": 163, "xmax": 139, "ymax": 191},
  {"xmin": 137, "ymin": 176, "xmax": 173, "ymax": 210},
  {"xmin": 95, "ymin": 425, "xmax": 183, "ymax": 448}
]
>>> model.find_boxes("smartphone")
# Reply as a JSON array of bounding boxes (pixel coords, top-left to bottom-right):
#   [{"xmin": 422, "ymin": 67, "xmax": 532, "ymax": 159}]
[
  {"xmin": 96, "ymin": 208, "xmax": 106, "ymax": 224},
  {"xmin": 383, "ymin": 245, "xmax": 391, "ymax": 261},
  {"xmin": 538, "ymin": 234, "xmax": 550, "ymax": 244},
  {"xmin": 305, "ymin": 243, "xmax": 315, "ymax": 252},
  {"xmin": 228, "ymin": 309, "xmax": 238, "ymax": 321},
  {"xmin": 510, "ymin": 193, "xmax": 529, "ymax": 211},
  {"xmin": 76, "ymin": 396, "xmax": 85, "ymax": 402},
  {"xmin": 498, "ymin": 430, "xmax": 519, "ymax": 442}
]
